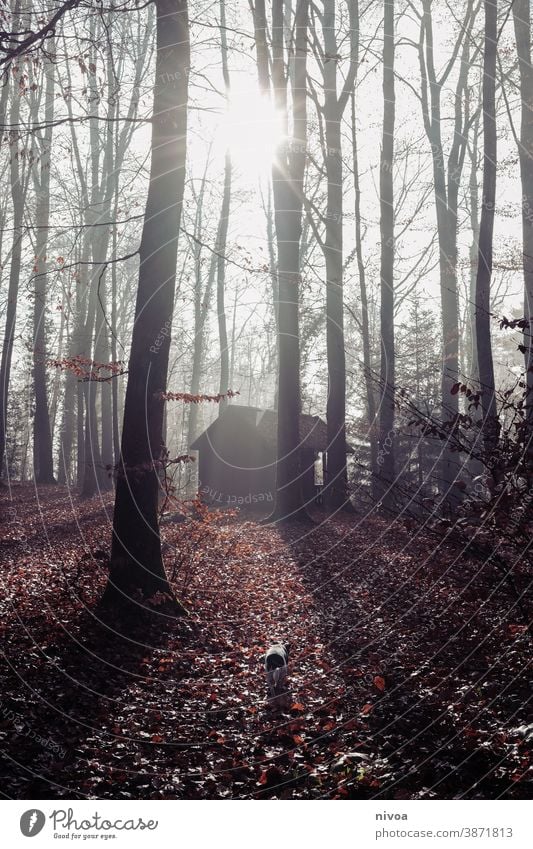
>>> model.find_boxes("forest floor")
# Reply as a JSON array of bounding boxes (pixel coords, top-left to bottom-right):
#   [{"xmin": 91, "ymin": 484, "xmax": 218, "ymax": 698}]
[{"xmin": 0, "ymin": 483, "xmax": 531, "ymax": 799}]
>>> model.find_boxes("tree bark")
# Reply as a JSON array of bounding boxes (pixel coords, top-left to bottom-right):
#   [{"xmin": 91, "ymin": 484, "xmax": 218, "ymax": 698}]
[
  {"xmin": 351, "ymin": 92, "xmax": 379, "ymax": 500},
  {"xmin": 418, "ymin": 0, "xmax": 474, "ymax": 506},
  {"xmin": 186, "ymin": 166, "xmax": 216, "ymax": 449},
  {"xmin": 0, "ymin": 15, "xmax": 25, "ymax": 477},
  {"xmin": 79, "ymin": 27, "xmax": 105, "ymax": 497},
  {"xmin": 475, "ymin": 0, "xmax": 498, "ymax": 455},
  {"xmin": 103, "ymin": 0, "xmax": 190, "ymax": 610},
  {"xmin": 467, "ymin": 109, "xmax": 481, "ymax": 383},
  {"xmin": 110, "ymin": 197, "xmax": 121, "ymax": 469},
  {"xmin": 250, "ymin": 0, "xmax": 309, "ymax": 520},
  {"xmin": 217, "ymin": 0, "xmax": 232, "ymax": 411},
  {"xmin": 322, "ymin": 0, "xmax": 357, "ymax": 511},
  {"xmin": 271, "ymin": 0, "xmax": 309, "ymax": 520},
  {"xmin": 377, "ymin": 0, "xmax": 396, "ymax": 510},
  {"xmin": 512, "ymin": 0, "xmax": 533, "ymax": 456},
  {"xmin": 32, "ymin": 43, "xmax": 56, "ymax": 483}
]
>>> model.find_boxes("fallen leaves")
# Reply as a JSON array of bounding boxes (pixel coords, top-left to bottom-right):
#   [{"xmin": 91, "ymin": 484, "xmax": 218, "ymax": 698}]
[{"xmin": 0, "ymin": 485, "xmax": 531, "ymax": 800}]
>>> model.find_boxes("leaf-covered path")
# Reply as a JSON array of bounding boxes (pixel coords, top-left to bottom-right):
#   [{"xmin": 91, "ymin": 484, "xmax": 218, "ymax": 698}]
[{"xmin": 0, "ymin": 485, "xmax": 531, "ymax": 799}]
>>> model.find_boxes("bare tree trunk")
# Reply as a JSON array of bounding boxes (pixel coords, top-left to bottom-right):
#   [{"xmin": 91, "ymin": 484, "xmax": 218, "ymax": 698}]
[
  {"xmin": 229, "ymin": 289, "xmax": 238, "ymax": 391},
  {"xmin": 80, "ymin": 30, "xmax": 106, "ymax": 497},
  {"xmin": 94, "ymin": 50, "xmax": 120, "ymax": 488},
  {"xmin": 217, "ymin": 0, "xmax": 232, "ymax": 411},
  {"xmin": 186, "ymin": 167, "xmax": 216, "ymax": 448},
  {"xmin": 351, "ymin": 90, "xmax": 378, "ymax": 499},
  {"xmin": 475, "ymin": 0, "xmax": 498, "ymax": 455},
  {"xmin": 467, "ymin": 109, "xmax": 481, "ymax": 383},
  {"xmin": 217, "ymin": 151, "xmax": 232, "ymax": 408},
  {"xmin": 512, "ymin": 0, "xmax": 533, "ymax": 455},
  {"xmin": 110, "ymin": 199, "xmax": 121, "ymax": 468},
  {"xmin": 57, "ymin": 300, "xmax": 83, "ymax": 485},
  {"xmin": 80, "ymin": 255, "xmax": 104, "ymax": 496},
  {"xmin": 377, "ymin": 0, "xmax": 396, "ymax": 510},
  {"xmin": 321, "ymin": 0, "xmax": 357, "ymax": 511},
  {"xmin": 93, "ymin": 277, "xmax": 114, "ymax": 490},
  {"xmin": 250, "ymin": 0, "xmax": 309, "ymax": 519},
  {"xmin": 466, "ymin": 108, "xmax": 485, "ymax": 483},
  {"xmin": 32, "ymin": 43, "xmax": 56, "ymax": 484},
  {"xmin": 0, "ymin": 25, "xmax": 24, "ymax": 477},
  {"xmin": 418, "ymin": 0, "xmax": 474, "ymax": 507},
  {"xmin": 272, "ymin": 0, "xmax": 308, "ymax": 520},
  {"xmin": 265, "ymin": 183, "xmax": 278, "ymax": 333},
  {"xmin": 103, "ymin": 0, "xmax": 189, "ymax": 610},
  {"xmin": 50, "ymin": 293, "xmax": 65, "ymax": 436},
  {"xmin": 57, "ymin": 53, "xmax": 91, "ymax": 486}
]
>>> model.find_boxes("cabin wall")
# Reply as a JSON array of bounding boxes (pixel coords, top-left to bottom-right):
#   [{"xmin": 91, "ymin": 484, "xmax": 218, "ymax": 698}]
[{"xmin": 197, "ymin": 416, "xmax": 276, "ymax": 509}]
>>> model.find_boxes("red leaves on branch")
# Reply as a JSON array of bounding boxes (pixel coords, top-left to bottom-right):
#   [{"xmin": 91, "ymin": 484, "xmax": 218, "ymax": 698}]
[
  {"xmin": 47, "ymin": 354, "xmax": 125, "ymax": 382},
  {"xmin": 159, "ymin": 389, "xmax": 240, "ymax": 404}
]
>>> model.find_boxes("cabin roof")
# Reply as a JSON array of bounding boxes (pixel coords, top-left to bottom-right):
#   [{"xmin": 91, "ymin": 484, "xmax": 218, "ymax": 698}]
[{"xmin": 190, "ymin": 405, "xmax": 355, "ymax": 453}]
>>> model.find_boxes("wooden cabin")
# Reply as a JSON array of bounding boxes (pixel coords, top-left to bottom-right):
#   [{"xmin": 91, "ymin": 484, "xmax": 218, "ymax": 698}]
[{"xmin": 190, "ymin": 405, "xmax": 353, "ymax": 509}]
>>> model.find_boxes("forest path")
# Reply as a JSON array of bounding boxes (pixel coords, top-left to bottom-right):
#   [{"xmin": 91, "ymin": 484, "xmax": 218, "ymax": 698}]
[{"xmin": 0, "ymin": 486, "xmax": 530, "ymax": 798}]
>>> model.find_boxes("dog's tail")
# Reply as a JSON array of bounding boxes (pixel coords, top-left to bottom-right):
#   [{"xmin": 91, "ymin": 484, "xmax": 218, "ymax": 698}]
[{"xmin": 273, "ymin": 668, "xmax": 281, "ymax": 688}]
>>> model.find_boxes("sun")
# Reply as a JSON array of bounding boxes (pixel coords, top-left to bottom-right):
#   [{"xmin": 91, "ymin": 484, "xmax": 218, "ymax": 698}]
[{"xmin": 215, "ymin": 87, "xmax": 284, "ymax": 181}]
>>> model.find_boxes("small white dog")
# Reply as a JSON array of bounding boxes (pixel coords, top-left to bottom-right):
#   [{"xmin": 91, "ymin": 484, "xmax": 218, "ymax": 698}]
[{"xmin": 265, "ymin": 643, "xmax": 290, "ymax": 698}]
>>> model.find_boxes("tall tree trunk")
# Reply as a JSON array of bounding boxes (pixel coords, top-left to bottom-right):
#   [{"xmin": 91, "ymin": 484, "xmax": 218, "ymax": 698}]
[
  {"xmin": 94, "ymin": 55, "xmax": 119, "ymax": 489},
  {"xmin": 58, "ymin": 55, "xmax": 92, "ymax": 486},
  {"xmin": 351, "ymin": 90, "xmax": 378, "ymax": 500},
  {"xmin": 466, "ymin": 109, "xmax": 485, "ymax": 482},
  {"xmin": 81, "ymin": 28, "xmax": 114, "ymax": 497},
  {"xmin": 32, "ymin": 43, "xmax": 56, "ymax": 484},
  {"xmin": 76, "ymin": 341, "xmax": 85, "ymax": 483},
  {"xmin": 271, "ymin": 0, "xmax": 308, "ymax": 520},
  {"xmin": 229, "ymin": 289, "xmax": 238, "ymax": 391},
  {"xmin": 322, "ymin": 0, "xmax": 354, "ymax": 511},
  {"xmin": 0, "ymin": 31, "xmax": 24, "ymax": 478},
  {"xmin": 217, "ymin": 0, "xmax": 232, "ymax": 412},
  {"xmin": 92, "ymin": 236, "xmax": 114, "ymax": 492},
  {"xmin": 57, "ymin": 304, "xmax": 83, "ymax": 485},
  {"xmin": 110, "ymin": 198, "xmax": 121, "ymax": 468},
  {"xmin": 103, "ymin": 0, "xmax": 189, "ymax": 610},
  {"xmin": 266, "ymin": 183, "xmax": 278, "ymax": 334},
  {"xmin": 217, "ymin": 151, "xmax": 232, "ymax": 409},
  {"xmin": 418, "ymin": 0, "xmax": 474, "ymax": 506},
  {"xmin": 50, "ymin": 291, "xmax": 65, "ymax": 436},
  {"xmin": 467, "ymin": 109, "xmax": 481, "ymax": 383},
  {"xmin": 80, "ymin": 256, "xmax": 104, "ymax": 497},
  {"xmin": 186, "ymin": 167, "xmax": 216, "ymax": 450},
  {"xmin": 93, "ymin": 272, "xmax": 114, "ymax": 490},
  {"xmin": 98, "ymin": 121, "xmax": 116, "ymax": 484},
  {"xmin": 250, "ymin": 0, "xmax": 309, "ymax": 519},
  {"xmin": 512, "ymin": 0, "xmax": 533, "ymax": 457},
  {"xmin": 377, "ymin": 0, "xmax": 396, "ymax": 510},
  {"xmin": 475, "ymin": 0, "xmax": 498, "ymax": 455}
]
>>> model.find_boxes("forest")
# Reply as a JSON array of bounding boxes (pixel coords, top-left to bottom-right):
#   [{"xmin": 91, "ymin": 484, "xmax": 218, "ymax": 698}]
[{"xmin": 0, "ymin": 0, "xmax": 531, "ymax": 802}]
